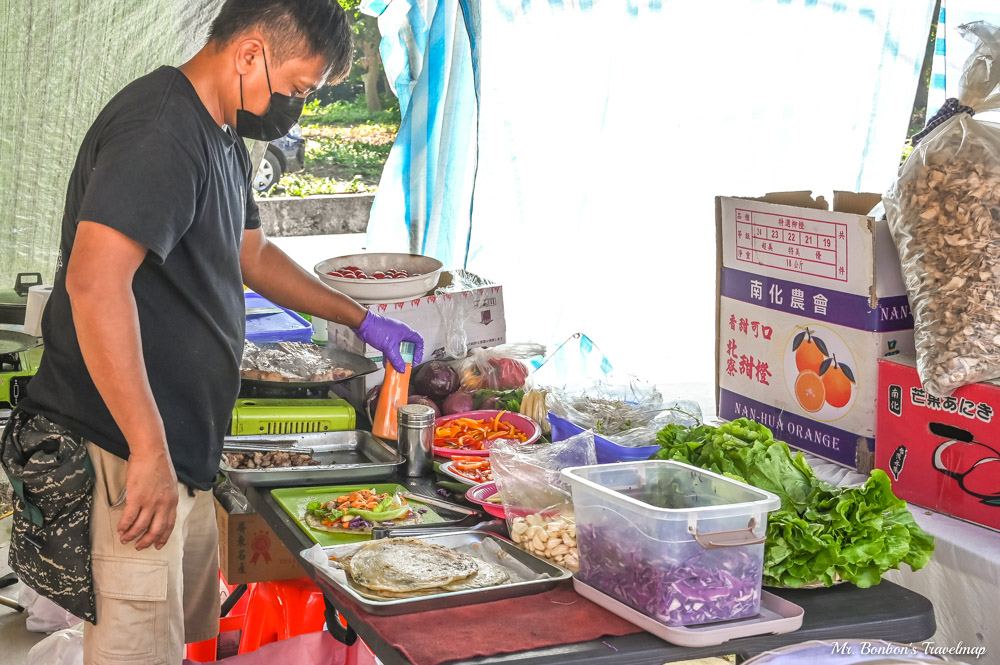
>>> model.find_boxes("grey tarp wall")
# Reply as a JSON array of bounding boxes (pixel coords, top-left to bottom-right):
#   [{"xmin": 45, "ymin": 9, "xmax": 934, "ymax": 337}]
[{"xmin": 0, "ymin": 0, "xmax": 226, "ymax": 286}]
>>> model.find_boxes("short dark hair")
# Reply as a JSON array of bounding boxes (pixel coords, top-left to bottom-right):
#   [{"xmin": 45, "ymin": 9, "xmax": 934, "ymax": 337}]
[{"xmin": 209, "ymin": 0, "xmax": 353, "ymax": 84}]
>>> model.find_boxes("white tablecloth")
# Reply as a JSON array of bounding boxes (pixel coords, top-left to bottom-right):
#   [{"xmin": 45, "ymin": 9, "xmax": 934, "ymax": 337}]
[{"xmin": 807, "ymin": 454, "xmax": 999, "ymax": 659}]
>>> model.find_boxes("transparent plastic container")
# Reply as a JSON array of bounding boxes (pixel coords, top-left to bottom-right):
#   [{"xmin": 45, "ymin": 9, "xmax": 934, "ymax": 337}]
[{"xmin": 561, "ymin": 460, "xmax": 780, "ymax": 627}]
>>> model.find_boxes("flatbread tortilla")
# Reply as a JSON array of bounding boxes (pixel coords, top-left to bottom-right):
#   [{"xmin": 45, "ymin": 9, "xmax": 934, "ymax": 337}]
[
  {"xmin": 441, "ymin": 560, "xmax": 510, "ymax": 591},
  {"xmin": 345, "ymin": 538, "xmax": 480, "ymax": 593}
]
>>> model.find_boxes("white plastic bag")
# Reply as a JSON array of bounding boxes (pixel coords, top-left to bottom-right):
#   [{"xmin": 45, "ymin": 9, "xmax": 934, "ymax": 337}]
[
  {"xmin": 456, "ymin": 343, "xmax": 544, "ymax": 391},
  {"xmin": 545, "ymin": 376, "xmax": 702, "ymax": 447},
  {"xmin": 435, "ymin": 270, "xmax": 496, "ymax": 359},
  {"xmin": 491, "ymin": 430, "xmax": 596, "ymax": 571},
  {"xmin": 884, "ymin": 21, "xmax": 1000, "ymax": 396},
  {"xmin": 19, "ymin": 586, "xmax": 82, "ymax": 634},
  {"xmin": 27, "ymin": 623, "xmax": 84, "ymax": 665}
]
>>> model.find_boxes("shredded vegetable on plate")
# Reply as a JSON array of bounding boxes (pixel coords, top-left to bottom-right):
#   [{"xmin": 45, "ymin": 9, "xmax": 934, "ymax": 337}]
[
  {"xmin": 448, "ymin": 456, "xmax": 493, "ymax": 483},
  {"xmin": 304, "ymin": 488, "xmax": 414, "ymax": 533}
]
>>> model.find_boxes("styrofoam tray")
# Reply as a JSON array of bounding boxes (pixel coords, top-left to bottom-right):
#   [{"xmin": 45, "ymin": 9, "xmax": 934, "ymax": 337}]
[
  {"xmin": 438, "ymin": 460, "xmax": 490, "ymax": 486},
  {"xmin": 573, "ymin": 578, "xmax": 803, "ymax": 648}
]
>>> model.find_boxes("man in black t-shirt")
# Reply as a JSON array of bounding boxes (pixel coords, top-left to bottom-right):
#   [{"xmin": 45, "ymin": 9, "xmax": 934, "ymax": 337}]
[{"xmin": 16, "ymin": 1, "xmax": 423, "ymax": 661}]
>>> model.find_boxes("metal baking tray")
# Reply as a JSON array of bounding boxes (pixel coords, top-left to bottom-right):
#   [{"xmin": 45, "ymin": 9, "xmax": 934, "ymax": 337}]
[
  {"xmin": 302, "ymin": 531, "xmax": 572, "ymax": 615},
  {"xmin": 220, "ymin": 430, "xmax": 403, "ymax": 488}
]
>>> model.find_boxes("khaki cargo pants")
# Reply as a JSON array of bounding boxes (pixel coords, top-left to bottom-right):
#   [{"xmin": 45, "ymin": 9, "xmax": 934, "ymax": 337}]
[{"xmin": 84, "ymin": 444, "xmax": 220, "ymax": 665}]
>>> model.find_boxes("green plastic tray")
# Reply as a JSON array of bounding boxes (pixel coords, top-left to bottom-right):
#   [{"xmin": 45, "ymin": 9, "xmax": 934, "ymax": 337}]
[{"xmin": 271, "ymin": 483, "xmax": 447, "ymax": 546}]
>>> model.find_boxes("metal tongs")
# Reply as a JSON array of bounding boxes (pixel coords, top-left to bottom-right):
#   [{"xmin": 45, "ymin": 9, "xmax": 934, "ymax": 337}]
[
  {"xmin": 372, "ymin": 518, "xmax": 507, "ymax": 540},
  {"xmin": 222, "ymin": 438, "xmax": 315, "ymax": 455}
]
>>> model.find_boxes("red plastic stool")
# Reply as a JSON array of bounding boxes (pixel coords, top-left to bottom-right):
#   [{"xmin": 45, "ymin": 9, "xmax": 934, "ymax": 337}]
[
  {"xmin": 237, "ymin": 577, "xmax": 327, "ymax": 654},
  {"xmin": 185, "ymin": 612, "xmax": 247, "ymax": 661},
  {"xmin": 185, "ymin": 573, "xmax": 254, "ymax": 662}
]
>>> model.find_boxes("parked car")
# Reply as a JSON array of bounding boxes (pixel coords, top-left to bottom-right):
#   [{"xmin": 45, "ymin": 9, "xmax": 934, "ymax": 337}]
[{"xmin": 254, "ymin": 124, "xmax": 305, "ymax": 192}]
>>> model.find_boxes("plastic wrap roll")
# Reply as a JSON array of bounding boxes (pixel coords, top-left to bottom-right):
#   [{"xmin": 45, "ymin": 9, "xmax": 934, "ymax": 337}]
[{"xmin": 22, "ymin": 285, "xmax": 52, "ymax": 337}]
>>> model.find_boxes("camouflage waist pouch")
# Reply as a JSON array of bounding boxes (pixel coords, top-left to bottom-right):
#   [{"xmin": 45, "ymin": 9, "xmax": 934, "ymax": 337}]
[{"xmin": 1, "ymin": 409, "xmax": 96, "ymax": 623}]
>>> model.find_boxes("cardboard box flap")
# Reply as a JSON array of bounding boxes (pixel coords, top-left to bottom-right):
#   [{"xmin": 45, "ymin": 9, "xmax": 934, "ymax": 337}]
[
  {"xmin": 753, "ymin": 191, "xmax": 830, "ymax": 211},
  {"xmin": 832, "ymin": 191, "xmax": 883, "ymax": 216}
]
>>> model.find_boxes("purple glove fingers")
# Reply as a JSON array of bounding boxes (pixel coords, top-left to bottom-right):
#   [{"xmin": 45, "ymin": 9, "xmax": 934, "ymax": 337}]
[{"xmin": 353, "ymin": 311, "xmax": 424, "ymax": 373}]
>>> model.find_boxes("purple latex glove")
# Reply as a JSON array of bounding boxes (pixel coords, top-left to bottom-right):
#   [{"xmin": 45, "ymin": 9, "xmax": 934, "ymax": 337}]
[{"xmin": 353, "ymin": 311, "xmax": 424, "ymax": 373}]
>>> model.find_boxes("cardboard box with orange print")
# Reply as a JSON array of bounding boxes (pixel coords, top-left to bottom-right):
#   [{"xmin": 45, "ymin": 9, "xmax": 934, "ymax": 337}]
[
  {"xmin": 215, "ymin": 498, "xmax": 305, "ymax": 585},
  {"xmin": 715, "ymin": 192, "xmax": 915, "ymax": 469}
]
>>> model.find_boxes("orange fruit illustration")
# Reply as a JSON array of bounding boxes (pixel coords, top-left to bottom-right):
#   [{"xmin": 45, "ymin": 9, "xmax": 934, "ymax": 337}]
[
  {"xmin": 820, "ymin": 355, "xmax": 856, "ymax": 409},
  {"xmin": 794, "ymin": 370, "xmax": 826, "ymax": 413},
  {"xmin": 792, "ymin": 329, "xmax": 829, "ymax": 375}
]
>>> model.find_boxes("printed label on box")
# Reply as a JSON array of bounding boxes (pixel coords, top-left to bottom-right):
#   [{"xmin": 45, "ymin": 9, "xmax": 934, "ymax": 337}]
[
  {"xmin": 721, "ymin": 198, "xmax": 877, "ymax": 296},
  {"xmin": 734, "ymin": 207, "xmax": 850, "ymax": 281}
]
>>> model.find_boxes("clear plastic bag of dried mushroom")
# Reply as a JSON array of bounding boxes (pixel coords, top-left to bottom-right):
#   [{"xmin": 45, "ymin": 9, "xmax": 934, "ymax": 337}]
[{"xmin": 884, "ymin": 21, "xmax": 1000, "ymax": 396}]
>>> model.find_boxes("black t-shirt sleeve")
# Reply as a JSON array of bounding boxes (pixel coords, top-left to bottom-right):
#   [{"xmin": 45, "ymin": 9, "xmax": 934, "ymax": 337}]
[
  {"xmin": 245, "ymin": 186, "xmax": 261, "ymax": 230},
  {"xmin": 240, "ymin": 139, "xmax": 262, "ymax": 231},
  {"xmin": 76, "ymin": 126, "xmax": 201, "ymax": 263}
]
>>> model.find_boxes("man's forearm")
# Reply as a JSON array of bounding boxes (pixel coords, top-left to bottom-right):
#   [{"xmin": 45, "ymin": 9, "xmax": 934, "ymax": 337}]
[
  {"xmin": 68, "ymin": 284, "xmax": 168, "ymax": 457},
  {"xmin": 242, "ymin": 237, "xmax": 367, "ymax": 328}
]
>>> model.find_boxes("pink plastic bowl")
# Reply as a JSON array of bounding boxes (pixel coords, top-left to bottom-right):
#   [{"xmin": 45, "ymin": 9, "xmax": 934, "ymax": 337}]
[
  {"xmin": 432, "ymin": 410, "xmax": 541, "ymax": 458},
  {"xmin": 466, "ymin": 482, "xmax": 505, "ymax": 518}
]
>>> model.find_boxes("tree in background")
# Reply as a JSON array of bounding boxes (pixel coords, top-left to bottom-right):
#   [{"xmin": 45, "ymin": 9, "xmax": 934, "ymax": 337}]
[{"xmin": 339, "ymin": 0, "xmax": 384, "ymax": 112}]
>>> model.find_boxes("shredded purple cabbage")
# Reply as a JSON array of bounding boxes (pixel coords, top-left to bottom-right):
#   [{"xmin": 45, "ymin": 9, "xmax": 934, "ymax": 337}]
[
  {"xmin": 577, "ymin": 523, "xmax": 762, "ymax": 626},
  {"xmin": 349, "ymin": 518, "xmax": 375, "ymax": 529},
  {"xmin": 418, "ymin": 509, "xmax": 428, "ymax": 515},
  {"xmin": 436, "ymin": 488, "xmax": 450, "ymax": 497}
]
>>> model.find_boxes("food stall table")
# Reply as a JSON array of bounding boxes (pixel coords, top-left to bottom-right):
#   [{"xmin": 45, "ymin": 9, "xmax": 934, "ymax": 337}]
[{"xmin": 244, "ymin": 479, "xmax": 936, "ymax": 665}]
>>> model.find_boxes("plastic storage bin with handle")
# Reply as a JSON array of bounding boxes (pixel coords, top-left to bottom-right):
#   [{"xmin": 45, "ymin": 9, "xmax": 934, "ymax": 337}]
[{"xmin": 561, "ymin": 460, "xmax": 780, "ymax": 627}]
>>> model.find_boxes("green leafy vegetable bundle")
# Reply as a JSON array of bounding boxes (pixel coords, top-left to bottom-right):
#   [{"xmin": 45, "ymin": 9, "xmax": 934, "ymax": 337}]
[{"xmin": 651, "ymin": 419, "xmax": 934, "ymax": 588}]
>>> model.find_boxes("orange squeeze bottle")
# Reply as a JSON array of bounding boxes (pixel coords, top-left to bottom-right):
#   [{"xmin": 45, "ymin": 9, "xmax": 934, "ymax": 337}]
[{"xmin": 372, "ymin": 342, "xmax": 414, "ymax": 440}]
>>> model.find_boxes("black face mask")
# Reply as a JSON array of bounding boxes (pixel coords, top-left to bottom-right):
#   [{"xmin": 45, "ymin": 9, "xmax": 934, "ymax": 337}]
[{"xmin": 235, "ymin": 47, "xmax": 305, "ymax": 141}]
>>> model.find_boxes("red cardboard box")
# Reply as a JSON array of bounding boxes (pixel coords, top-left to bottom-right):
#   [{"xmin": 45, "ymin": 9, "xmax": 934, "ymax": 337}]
[{"xmin": 876, "ymin": 357, "xmax": 1000, "ymax": 531}]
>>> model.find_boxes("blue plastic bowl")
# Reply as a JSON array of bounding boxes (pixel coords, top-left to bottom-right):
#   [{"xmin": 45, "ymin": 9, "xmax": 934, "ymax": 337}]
[{"xmin": 548, "ymin": 412, "xmax": 659, "ymax": 464}]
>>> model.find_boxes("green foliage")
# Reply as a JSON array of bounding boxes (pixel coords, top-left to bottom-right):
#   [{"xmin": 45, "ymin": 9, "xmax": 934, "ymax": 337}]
[
  {"xmin": 901, "ymin": 141, "xmax": 915, "ymax": 165},
  {"xmin": 256, "ymin": 96, "xmax": 398, "ymax": 198},
  {"xmin": 337, "ymin": 0, "xmax": 381, "ymax": 43},
  {"xmin": 335, "ymin": 0, "xmax": 385, "ymax": 101},
  {"xmin": 305, "ymin": 135, "xmax": 392, "ymax": 179},
  {"xmin": 258, "ymin": 173, "xmax": 372, "ymax": 198},
  {"xmin": 651, "ymin": 419, "xmax": 935, "ymax": 588},
  {"xmin": 301, "ymin": 97, "xmax": 400, "ymax": 126}
]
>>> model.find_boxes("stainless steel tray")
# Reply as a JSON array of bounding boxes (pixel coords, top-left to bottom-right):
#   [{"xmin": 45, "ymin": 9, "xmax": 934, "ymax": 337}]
[
  {"xmin": 220, "ymin": 430, "xmax": 403, "ymax": 488},
  {"xmin": 302, "ymin": 531, "xmax": 572, "ymax": 615}
]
